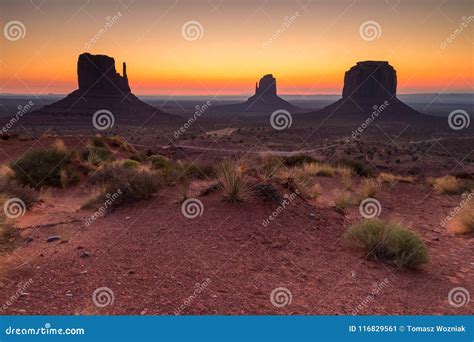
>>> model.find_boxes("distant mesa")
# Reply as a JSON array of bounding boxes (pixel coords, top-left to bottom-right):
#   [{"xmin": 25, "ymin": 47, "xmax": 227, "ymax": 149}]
[
  {"xmin": 34, "ymin": 53, "xmax": 169, "ymax": 118},
  {"xmin": 214, "ymin": 74, "xmax": 300, "ymax": 113},
  {"xmin": 315, "ymin": 61, "xmax": 424, "ymax": 119},
  {"xmin": 342, "ymin": 61, "xmax": 396, "ymax": 100}
]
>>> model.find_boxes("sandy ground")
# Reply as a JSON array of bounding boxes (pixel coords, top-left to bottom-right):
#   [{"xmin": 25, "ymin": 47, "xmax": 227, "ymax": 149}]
[{"xmin": 0, "ymin": 174, "xmax": 472, "ymax": 315}]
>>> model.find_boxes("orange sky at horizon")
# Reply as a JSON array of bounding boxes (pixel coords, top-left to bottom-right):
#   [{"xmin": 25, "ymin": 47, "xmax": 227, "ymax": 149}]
[{"xmin": 1, "ymin": 0, "xmax": 473, "ymax": 96}]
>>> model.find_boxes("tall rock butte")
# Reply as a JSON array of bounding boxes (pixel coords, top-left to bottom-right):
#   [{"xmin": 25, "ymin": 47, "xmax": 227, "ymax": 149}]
[
  {"xmin": 342, "ymin": 61, "xmax": 397, "ymax": 100},
  {"xmin": 35, "ymin": 53, "xmax": 168, "ymax": 117},
  {"xmin": 214, "ymin": 74, "xmax": 299, "ymax": 113},
  {"xmin": 314, "ymin": 61, "xmax": 423, "ymax": 119}
]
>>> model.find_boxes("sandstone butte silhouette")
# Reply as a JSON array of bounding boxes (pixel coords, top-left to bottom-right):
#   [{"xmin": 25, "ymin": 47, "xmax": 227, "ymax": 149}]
[
  {"xmin": 33, "ymin": 53, "xmax": 172, "ymax": 118},
  {"xmin": 313, "ymin": 61, "xmax": 426, "ymax": 120},
  {"xmin": 213, "ymin": 74, "xmax": 301, "ymax": 113}
]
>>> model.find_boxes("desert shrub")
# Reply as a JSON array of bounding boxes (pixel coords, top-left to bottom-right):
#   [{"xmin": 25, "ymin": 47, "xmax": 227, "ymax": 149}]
[
  {"xmin": 334, "ymin": 191, "xmax": 354, "ymax": 209},
  {"xmin": 59, "ymin": 166, "xmax": 81, "ymax": 188},
  {"xmin": 0, "ymin": 217, "xmax": 19, "ymax": 253},
  {"xmin": 122, "ymin": 159, "xmax": 141, "ymax": 169},
  {"xmin": 334, "ymin": 158, "xmax": 373, "ymax": 177},
  {"xmin": 257, "ymin": 155, "xmax": 283, "ymax": 181},
  {"xmin": 107, "ymin": 136, "xmax": 136, "ymax": 153},
  {"xmin": 86, "ymin": 147, "xmax": 114, "ymax": 166},
  {"xmin": 149, "ymin": 155, "xmax": 170, "ymax": 170},
  {"xmin": 90, "ymin": 136, "xmax": 106, "ymax": 148},
  {"xmin": 88, "ymin": 164, "xmax": 132, "ymax": 186},
  {"xmin": 283, "ymin": 154, "xmax": 319, "ymax": 167},
  {"xmin": 182, "ymin": 163, "xmax": 217, "ymax": 180},
  {"xmin": 346, "ymin": 218, "xmax": 428, "ymax": 269},
  {"xmin": 218, "ymin": 160, "xmax": 253, "ymax": 202},
  {"xmin": 0, "ymin": 178, "xmax": 38, "ymax": 208},
  {"xmin": 379, "ymin": 172, "xmax": 414, "ymax": 184},
  {"xmin": 457, "ymin": 201, "xmax": 474, "ymax": 233},
  {"xmin": 129, "ymin": 152, "xmax": 148, "ymax": 163},
  {"xmin": 357, "ymin": 179, "xmax": 380, "ymax": 200},
  {"xmin": 89, "ymin": 166, "xmax": 160, "ymax": 210},
  {"xmin": 433, "ymin": 176, "xmax": 464, "ymax": 194},
  {"xmin": 280, "ymin": 164, "xmax": 321, "ymax": 199},
  {"xmin": 10, "ymin": 148, "xmax": 72, "ymax": 188}
]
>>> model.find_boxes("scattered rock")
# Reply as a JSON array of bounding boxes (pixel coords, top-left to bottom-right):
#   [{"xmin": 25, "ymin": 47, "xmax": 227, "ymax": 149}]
[
  {"xmin": 46, "ymin": 236, "xmax": 61, "ymax": 243},
  {"xmin": 78, "ymin": 250, "xmax": 90, "ymax": 258}
]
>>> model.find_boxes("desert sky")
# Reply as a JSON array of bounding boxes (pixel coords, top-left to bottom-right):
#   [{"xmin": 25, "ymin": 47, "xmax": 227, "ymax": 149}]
[{"xmin": 0, "ymin": 0, "xmax": 473, "ymax": 95}]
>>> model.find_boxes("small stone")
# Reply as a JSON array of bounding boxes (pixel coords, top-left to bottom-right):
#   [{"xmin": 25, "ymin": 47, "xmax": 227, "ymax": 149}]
[
  {"xmin": 125, "ymin": 216, "xmax": 131, "ymax": 220},
  {"xmin": 47, "ymin": 236, "xmax": 61, "ymax": 243},
  {"xmin": 79, "ymin": 250, "xmax": 90, "ymax": 258}
]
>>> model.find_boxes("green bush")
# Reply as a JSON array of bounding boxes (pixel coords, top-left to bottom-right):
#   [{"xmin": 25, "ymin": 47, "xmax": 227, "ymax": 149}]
[
  {"xmin": 129, "ymin": 152, "xmax": 147, "ymax": 163},
  {"xmin": 346, "ymin": 218, "xmax": 428, "ymax": 269},
  {"xmin": 283, "ymin": 154, "xmax": 319, "ymax": 167},
  {"xmin": 10, "ymin": 148, "xmax": 72, "ymax": 188},
  {"xmin": 85, "ymin": 147, "xmax": 114, "ymax": 166},
  {"xmin": 122, "ymin": 159, "xmax": 141, "ymax": 169},
  {"xmin": 90, "ymin": 136, "xmax": 106, "ymax": 148},
  {"xmin": 0, "ymin": 179, "xmax": 38, "ymax": 208},
  {"xmin": 182, "ymin": 163, "xmax": 217, "ymax": 180},
  {"xmin": 95, "ymin": 168, "xmax": 160, "ymax": 210},
  {"xmin": 149, "ymin": 155, "xmax": 170, "ymax": 169},
  {"xmin": 60, "ymin": 166, "xmax": 81, "ymax": 188},
  {"xmin": 334, "ymin": 158, "xmax": 373, "ymax": 177}
]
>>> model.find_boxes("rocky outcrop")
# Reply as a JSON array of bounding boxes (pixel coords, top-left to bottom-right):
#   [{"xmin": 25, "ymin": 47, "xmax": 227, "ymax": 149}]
[
  {"xmin": 253, "ymin": 74, "xmax": 277, "ymax": 98},
  {"xmin": 342, "ymin": 61, "xmax": 396, "ymax": 100},
  {"xmin": 311, "ymin": 61, "xmax": 424, "ymax": 120},
  {"xmin": 77, "ymin": 53, "xmax": 130, "ymax": 93},
  {"xmin": 213, "ymin": 74, "xmax": 300, "ymax": 113},
  {"xmin": 34, "ymin": 53, "xmax": 172, "ymax": 119}
]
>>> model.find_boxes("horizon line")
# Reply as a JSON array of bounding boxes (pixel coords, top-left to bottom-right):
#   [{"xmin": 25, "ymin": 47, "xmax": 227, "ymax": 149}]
[{"xmin": 1, "ymin": 91, "xmax": 474, "ymax": 98}]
